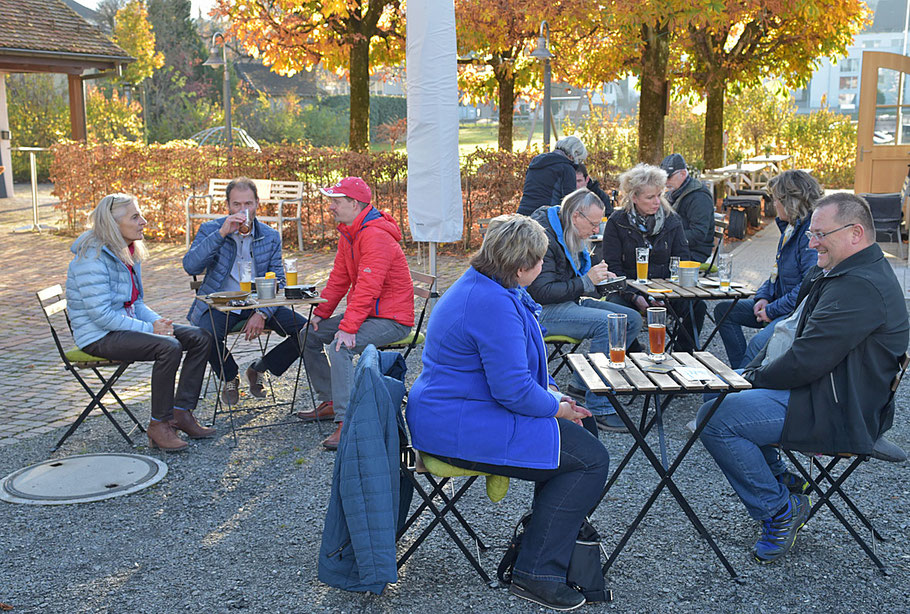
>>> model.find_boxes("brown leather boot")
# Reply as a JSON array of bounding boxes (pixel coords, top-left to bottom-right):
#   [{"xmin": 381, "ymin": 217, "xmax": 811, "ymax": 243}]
[
  {"xmin": 322, "ymin": 422, "xmax": 343, "ymax": 451},
  {"xmin": 296, "ymin": 400, "xmax": 334, "ymax": 422},
  {"xmin": 147, "ymin": 420, "xmax": 188, "ymax": 451},
  {"xmin": 170, "ymin": 408, "xmax": 216, "ymax": 439}
]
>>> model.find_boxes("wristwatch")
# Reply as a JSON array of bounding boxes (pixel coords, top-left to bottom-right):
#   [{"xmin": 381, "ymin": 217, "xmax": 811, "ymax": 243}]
[{"xmin": 254, "ymin": 309, "xmax": 268, "ymax": 319}]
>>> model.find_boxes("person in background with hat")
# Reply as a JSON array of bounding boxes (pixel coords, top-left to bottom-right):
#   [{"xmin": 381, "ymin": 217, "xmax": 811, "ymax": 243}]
[
  {"xmin": 660, "ymin": 153, "xmax": 715, "ymax": 263},
  {"xmin": 297, "ymin": 177, "xmax": 414, "ymax": 450},
  {"xmin": 184, "ymin": 177, "xmax": 307, "ymax": 407}
]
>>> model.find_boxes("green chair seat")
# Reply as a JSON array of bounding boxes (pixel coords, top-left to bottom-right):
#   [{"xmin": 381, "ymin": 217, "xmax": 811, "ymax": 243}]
[
  {"xmin": 700, "ymin": 262, "xmax": 718, "ymax": 273},
  {"xmin": 383, "ymin": 331, "xmax": 425, "ymax": 348},
  {"xmin": 65, "ymin": 347, "xmax": 110, "ymax": 363},
  {"xmin": 420, "ymin": 452, "xmax": 510, "ymax": 503},
  {"xmin": 544, "ymin": 334, "xmax": 584, "ymax": 344}
]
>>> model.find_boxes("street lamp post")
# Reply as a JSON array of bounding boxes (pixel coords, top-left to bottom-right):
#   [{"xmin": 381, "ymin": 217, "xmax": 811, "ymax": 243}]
[
  {"xmin": 530, "ymin": 20, "xmax": 553, "ymax": 150},
  {"xmin": 203, "ymin": 32, "xmax": 232, "ymax": 152}
]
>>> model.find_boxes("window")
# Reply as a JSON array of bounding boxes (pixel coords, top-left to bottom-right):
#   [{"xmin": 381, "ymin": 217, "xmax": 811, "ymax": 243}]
[
  {"xmin": 840, "ymin": 58, "xmax": 860, "ymax": 73},
  {"xmin": 840, "ymin": 76, "xmax": 858, "ymax": 90},
  {"xmin": 839, "ymin": 93, "xmax": 857, "ymax": 109}
]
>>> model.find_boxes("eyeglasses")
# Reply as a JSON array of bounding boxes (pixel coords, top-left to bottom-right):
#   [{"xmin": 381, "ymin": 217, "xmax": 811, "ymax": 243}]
[
  {"xmin": 804, "ymin": 223, "xmax": 855, "ymax": 242},
  {"xmin": 576, "ymin": 211, "xmax": 602, "ymax": 228}
]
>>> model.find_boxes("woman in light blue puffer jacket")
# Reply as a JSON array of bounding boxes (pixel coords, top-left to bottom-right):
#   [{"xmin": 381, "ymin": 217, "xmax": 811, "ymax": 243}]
[{"xmin": 67, "ymin": 194, "xmax": 213, "ymax": 451}]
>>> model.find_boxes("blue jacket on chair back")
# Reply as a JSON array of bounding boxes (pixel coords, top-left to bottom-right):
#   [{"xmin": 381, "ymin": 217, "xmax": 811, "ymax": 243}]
[{"xmin": 319, "ymin": 346, "xmax": 407, "ymax": 594}]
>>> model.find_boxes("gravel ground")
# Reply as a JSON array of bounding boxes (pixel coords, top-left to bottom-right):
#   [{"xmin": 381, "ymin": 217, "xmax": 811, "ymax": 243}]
[{"xmin": 1, "ymin": 329, "xmax": 909, "ymax": 614}]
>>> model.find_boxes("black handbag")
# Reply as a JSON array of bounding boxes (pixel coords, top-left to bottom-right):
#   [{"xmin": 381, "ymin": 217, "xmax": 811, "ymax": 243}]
[{"xmin": 497, "ymin": 512, "xmax": 613, "ymax": 603}]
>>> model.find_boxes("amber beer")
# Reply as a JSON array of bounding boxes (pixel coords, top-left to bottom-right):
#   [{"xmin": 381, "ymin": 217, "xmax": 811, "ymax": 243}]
[
  {"xmin": 636, "ymin": 261, "xmax": 648, "ymax": 282},
  {"xmin": 646, "ymin": 307, "xmax": 667, "ymax": 362},
  {"xmin": 648, "ymin": 324, "xmax": 666, "ymax": 355},
  {"xmin": 240, "ymin": 280, "xmax": 252, "ymax": 292},
  {"xmin": 239, "ymin": 209, "xmax": 251, "ymax": 235},
  {"xmin": 635, "ymin": 247, "xmax": 650, "ymax": 284},
  {"xmin": 610, "ymin": 347, "xmax": 626, "ymax": 364},
  {"xmin": 286, "ymin": 271, "xmax": 298, "ymax": 286},
  {"xmin": 607, "ymin": 313, "xmax": 627, "ymax": 368}
]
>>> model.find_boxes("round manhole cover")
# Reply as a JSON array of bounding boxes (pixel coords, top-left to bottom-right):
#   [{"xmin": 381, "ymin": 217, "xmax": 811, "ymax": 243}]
[{"xmin": 0, "ymin": 453, "xmax": 167, "ymax": 505}]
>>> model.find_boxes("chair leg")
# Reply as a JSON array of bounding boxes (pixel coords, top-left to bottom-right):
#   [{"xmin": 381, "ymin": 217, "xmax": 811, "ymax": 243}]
[
  {"xmin": 54, "ymin": 363, "xmax": 135, "ymax": 451},
  {"xmin": 90, "ymin": 367, "xmax": 145, "ymax": 432}
]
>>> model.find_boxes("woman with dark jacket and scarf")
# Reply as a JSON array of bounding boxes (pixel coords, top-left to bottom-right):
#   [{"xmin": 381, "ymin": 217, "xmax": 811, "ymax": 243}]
[{"xmin": 603, "ymin": 163, "xmax": 705, "ymax": 351}]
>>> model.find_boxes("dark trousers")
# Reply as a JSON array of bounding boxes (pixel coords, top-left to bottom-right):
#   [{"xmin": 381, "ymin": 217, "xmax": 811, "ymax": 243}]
[
  {"xmin": 435, "ymin": 419, "xmax": 609, "ymax": 583},
  {"xmin": 83, "ymin": 324, "xmax": 211, "ymax": 421},
  {"xmin": 196, "ymin": 306, "xmax": 307, "ymax": 382}
]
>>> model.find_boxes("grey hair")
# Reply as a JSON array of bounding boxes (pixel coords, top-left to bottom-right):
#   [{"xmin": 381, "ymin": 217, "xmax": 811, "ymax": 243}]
[
  {"xmin": 78, "ymin": 193, "xmax": 148, "ymax": 266},
  {"xmin": 618, "ymin": 163, "xmax": 673, "ymax": 215},
  {"xmin": 555, "ymin": 135, "xmax": 588, "ymax": 165},
  {"xmin": 471, "ymin": 214, "xmax": 548, "ymax": 288},
  {"xmin": 558, "ymin": 189, "xmax": 605, "ymax": 267},
  {"xmin": 769, "ymin": 170, "xmax": 823, "ymax": 223},
  {"xmin": 815, "ymin": 193, "xmax": 876, "ymax": 241},
  {"xmin": 225, "ymin": 177, "xmax": 259, "ymax": 203}
]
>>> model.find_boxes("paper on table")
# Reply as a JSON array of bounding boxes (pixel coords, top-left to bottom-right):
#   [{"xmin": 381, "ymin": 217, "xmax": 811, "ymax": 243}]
[{"xmin": 675, "ymin": 366, "xmax": 715, "ymax": 382}]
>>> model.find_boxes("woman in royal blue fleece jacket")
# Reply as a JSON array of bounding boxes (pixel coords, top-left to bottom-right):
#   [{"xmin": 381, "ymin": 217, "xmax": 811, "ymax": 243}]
[{"xmin": 406, "ymin": 214, "xmax": 610, "ymax": 611}]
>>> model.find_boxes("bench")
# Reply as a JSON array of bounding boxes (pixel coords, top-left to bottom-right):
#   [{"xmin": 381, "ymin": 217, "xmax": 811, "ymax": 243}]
[{"xmin": 185, "ymin": 179, "xmax": 305, "ymax": 250}]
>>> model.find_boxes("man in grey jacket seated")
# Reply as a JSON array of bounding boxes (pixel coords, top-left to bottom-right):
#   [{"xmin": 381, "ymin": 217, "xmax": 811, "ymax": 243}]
[
  {"xmin": 661, "ymin": 153, "xmax": 715, "ymax": 262},
  {"xmin": 696, "ymin": 193, "xmax": 909, "ymax": 564}
]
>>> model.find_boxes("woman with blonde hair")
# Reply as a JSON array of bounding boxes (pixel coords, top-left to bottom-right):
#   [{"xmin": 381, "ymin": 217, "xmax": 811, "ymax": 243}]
[
  {"xmin": 603, "ymin": 163, "xmax": 705, "ymax": 350},
  {"xmin": 67, "ymin": 193, "xmax": 213, "ymax": 451},
  {"xmin": 408, "ymin": 213, "xmax": 609, "ymax": 611}
]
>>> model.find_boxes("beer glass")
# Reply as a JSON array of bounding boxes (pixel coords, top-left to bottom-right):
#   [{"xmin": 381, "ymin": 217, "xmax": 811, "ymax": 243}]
[
  {"xmin": 607, "ymin": 313, "xmax": 627, "ymax": 369},
  {"xmin": 647, "ymin": 307, "xmax": 667, "ymax": 362},
  {"xmin": 635, "ymin": 247, "xmax": 650, "ymax": 284},
  {"xmin": 669, "ymin": 256, "xmax": 680, "ymax": 283},
  {"xmin": 284, "ymin": 258, "xmax": 298, "ymax": 286},
  {"xmin": 239, "ymin": 260, "xmax": 253, "ymax": 293},
  {"xmin": 717, "ymin": 253, "xmax": 733, "ymax": 292}
]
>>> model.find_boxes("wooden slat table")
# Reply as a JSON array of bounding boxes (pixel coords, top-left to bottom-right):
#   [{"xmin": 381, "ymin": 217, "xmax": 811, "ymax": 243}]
[
  {"xmin": 626, "ymin": 278, "xmax": 755, "ymax": 351},
  {"xmin": 197, "ymin": 293, "xmax": 326, "ymax": 440},
  {"xmin": 570, "ymin": 350, "xmax": 751, "ymax": 581}
]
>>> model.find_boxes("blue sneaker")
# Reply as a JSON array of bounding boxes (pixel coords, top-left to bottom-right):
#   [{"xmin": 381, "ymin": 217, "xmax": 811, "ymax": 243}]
[
  {"xmin": 778, "ymin": 471, "xmax": 810, "ymax": 495},
  {"xmin": 752, "ymin": 494, "xmax": 811, "ymax": 563}
]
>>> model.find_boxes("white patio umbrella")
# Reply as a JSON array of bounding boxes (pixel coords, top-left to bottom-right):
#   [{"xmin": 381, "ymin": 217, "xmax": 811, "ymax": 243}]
[{"xmin": 406, "ymin": 0, "xmax": 463, "ymax": 283}]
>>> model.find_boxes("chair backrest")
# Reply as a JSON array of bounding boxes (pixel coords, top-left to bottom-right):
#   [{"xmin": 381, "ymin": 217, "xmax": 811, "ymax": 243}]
[
  {"xmin": 859, "ymin": 193, "xmax": 902, "ymax": 222},
  {"xmin": 206, "ymin": 178, "xmax": 303, "ymax": 205},
  {"xmin": 401, "ymin": 269, "xmax": 438, "ymax": 356},
  {"xmin": 35, "ymin": 284, "xmax": 72, "ymax": 362}
]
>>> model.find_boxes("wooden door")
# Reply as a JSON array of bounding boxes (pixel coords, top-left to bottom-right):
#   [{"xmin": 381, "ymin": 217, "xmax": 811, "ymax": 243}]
[{"xmin": 855, "ymin": 51, "xmax": 910, "ymax": 194}]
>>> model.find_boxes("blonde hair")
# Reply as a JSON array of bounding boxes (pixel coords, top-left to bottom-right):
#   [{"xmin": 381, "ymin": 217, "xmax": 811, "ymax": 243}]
[
  {"xmin": 618, "ymin": 163, "xmax": 673, "ymax": 215},
  {"xmin": 471, "ymin": 214, "xmax": 548, "ymax": 288},
  {"xmin": 78, "ymin": 193, "xmax": 148, "ymax": 266}
]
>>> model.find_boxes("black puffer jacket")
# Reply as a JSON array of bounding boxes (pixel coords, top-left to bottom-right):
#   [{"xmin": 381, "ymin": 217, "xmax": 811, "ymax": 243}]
[
  {"xmin": 745, "ymin": 244, "xmax": 909, "ymax": 455},
  {"xmin": 526, "ymin": 206, "xmax": 594, "ymax": 305},
  {"xmin": 667, "ymin": 175, "xmax": 715, "ymax": 262},
  {"xmin": 517, "ymin": 151, "xmax": 577, "ymax": 216}
]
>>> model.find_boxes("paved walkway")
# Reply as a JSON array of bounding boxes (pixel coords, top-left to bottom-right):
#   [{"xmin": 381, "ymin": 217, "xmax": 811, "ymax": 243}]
[{"xmin": 1, "ymin": 185, "xmax": 906, "ymax": 447}]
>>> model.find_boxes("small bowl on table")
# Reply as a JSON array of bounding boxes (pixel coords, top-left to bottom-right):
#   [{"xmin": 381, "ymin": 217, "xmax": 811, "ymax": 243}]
[{"xmin": 207, "ymin": 290, "xmax": 251, "ymax": 305}]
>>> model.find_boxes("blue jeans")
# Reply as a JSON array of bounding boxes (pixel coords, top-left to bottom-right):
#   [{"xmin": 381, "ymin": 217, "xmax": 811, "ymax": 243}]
[
  {"xmin": 539, "ymin": 298, "xmax": 643, "ymax": 415},
  {"xmin": 697, "ymin": 387, "xmax": 791, "ymax": 520},
  {"xmin": 714, "ymin": 299, "xmax": 786, "ymax": 368},
  {"xmin": 197, "ymin": 306, "xmax": 307, "ymax": 382},
  {"xmin": 435, "ymin": 419, "xmax": 609, "ymax": 583}
]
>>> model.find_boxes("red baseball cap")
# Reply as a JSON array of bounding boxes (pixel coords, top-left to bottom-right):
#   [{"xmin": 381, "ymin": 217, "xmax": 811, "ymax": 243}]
[{"xmin": 319, "ymin": 176, "xmax": 372, "ymax": 205}]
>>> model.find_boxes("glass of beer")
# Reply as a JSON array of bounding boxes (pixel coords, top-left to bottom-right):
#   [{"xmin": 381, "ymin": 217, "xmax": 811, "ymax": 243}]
[
  {"xmin": 635, "ymin": 247, "xmax": 650, "ymax": 284},
  {"xmin": 284, "ymin": 258, "xmax": 298, "ymax": 286},
  {"xmin": 647, "ymin": 307, "xmax": 667, "ymax": 362},
  {"xmin": 239, "ymin": 260, "xmax": 253, "ymax": 293},
  {"xmin": 239, "ymin": 208, "xmax": 252, "ymax": 236},
  {"xmin": 607, "ymin": 313, "xmax": 627, "ymax": 369},
  {"xmin": 717, "ymin": 253, "xmax": 733, "ymax": 292},
  {"xmin": 669, "ymin": 256, "xmax": 680, "ymax": 283}
]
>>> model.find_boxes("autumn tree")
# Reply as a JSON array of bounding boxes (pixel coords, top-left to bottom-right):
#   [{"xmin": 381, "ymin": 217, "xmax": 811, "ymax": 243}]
[
  {"xmin": 216, "ymin": 0, "xmax": 404, "ymax": 152},
  {"xmin": 678, "ymin": 0, "xmax": 868, "ymax": 168},
  {"xmin": 113, "ymin": 0, "xmax": 165, "ymax": 86},
  {"xmin": 454, "ymin": 0, "xmax": 593, "ymax": 152}
]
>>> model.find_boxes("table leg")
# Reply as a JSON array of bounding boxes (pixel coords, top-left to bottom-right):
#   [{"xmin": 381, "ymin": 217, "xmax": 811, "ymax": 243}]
[
  {"xmin": 699, "ymin": 297, "xmax": 741, "ymax": 352},
  {"xmin": 206, "ymin": 306, "xmax": 238, "ymax": 444}
]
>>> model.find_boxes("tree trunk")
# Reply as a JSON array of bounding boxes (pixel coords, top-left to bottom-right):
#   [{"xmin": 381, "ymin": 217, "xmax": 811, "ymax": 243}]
[
  {"xmin": 703, "ymin": 79, "xmax": 725, "ymax": 168},
  {"xmin": 494, "ymin": 60, "xmax": 515, "ymax": 151},
  {"xmin": 637, "ymin": 23, "xmax": 669, "ymax": 165},
  {"xmin": 349, "ymin": 38, "xmax": 370, "ymax": 152}
]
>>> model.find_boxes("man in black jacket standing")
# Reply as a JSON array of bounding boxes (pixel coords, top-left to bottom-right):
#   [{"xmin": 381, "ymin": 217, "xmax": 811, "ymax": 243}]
[
  {"xmin": 661, "ymin": 153, "xmax": 715, "ymax": 262},
  {"xmin": 696, "ymin": 193, "xmax": 908, "ymax": 564}
]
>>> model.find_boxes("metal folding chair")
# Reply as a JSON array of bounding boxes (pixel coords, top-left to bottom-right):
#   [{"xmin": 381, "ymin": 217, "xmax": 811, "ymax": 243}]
[
  {"xmin": 544, "ymin": 335, "xmax": 583, "ymax": 377},
  {"xmin": 779, "ymin": 353, "xmax": 909, "ymax": 574},
  {"xmin": 380, "ymin": 269, "xmax": 438, "ymax": 360},
  {"xmin": 36, "ymin": 284, "xmax": 145, "ymax": 451}
]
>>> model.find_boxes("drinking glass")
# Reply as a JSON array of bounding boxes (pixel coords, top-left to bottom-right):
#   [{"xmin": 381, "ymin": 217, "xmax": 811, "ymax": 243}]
[
  {"xmin": 239, "ymin": 260, "xmax": 253, "ymax": 293},
  {"xmin": 647, "ymin": 307, "xmax": 667, "ymax": 362},
  {"xmin": 717, "ymin": 253, "xmax": 733, "ymax": 292},
  {"xmin": 284, "ymin": 258, "xmax": 298, "ymax": 286},
  {"xmin": 669, "ymin": 256, "xmax": 680, "ymax": 283},
  {"xmin": 607, "ymin": 313, "xmax": 627, "ymax": 369},
  {"xmin": 635, "ymin": 247, "xmax": 650, "ymax": 284},
  {"xmin": 239, "ymin": 208, "xmax": 252, "ymax": 236}
]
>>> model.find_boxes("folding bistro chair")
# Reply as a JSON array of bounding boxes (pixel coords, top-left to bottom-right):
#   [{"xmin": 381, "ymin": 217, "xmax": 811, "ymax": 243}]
[
  {"xmin": 397, "ymin": 441, "xmax": 507, "ymax": 587},
  {"xmin": 36, "ymin": 284, "xmax": 145, "ymax": 451},
  {"xmin": 380, "ymin": 269, "xmax": 438, "ymax": 360},
  {"xmin": 779, "ymin": 353, "xmax": 910, "ymax": 574},
  {"xmin": 544, "ymin": 335, "xmax": 584, "ymax": 377}
]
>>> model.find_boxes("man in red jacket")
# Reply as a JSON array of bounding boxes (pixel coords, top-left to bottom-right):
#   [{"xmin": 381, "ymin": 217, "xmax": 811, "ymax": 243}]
[{"xmin": 297, "ymin": 177, "xmax": 414, "ymax": 450}]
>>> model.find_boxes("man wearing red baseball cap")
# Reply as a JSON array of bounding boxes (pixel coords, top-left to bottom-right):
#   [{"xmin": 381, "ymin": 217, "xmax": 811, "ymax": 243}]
[{"xmin": 297, "ymin": 176, "xmax": 414, "ymax": 449}]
